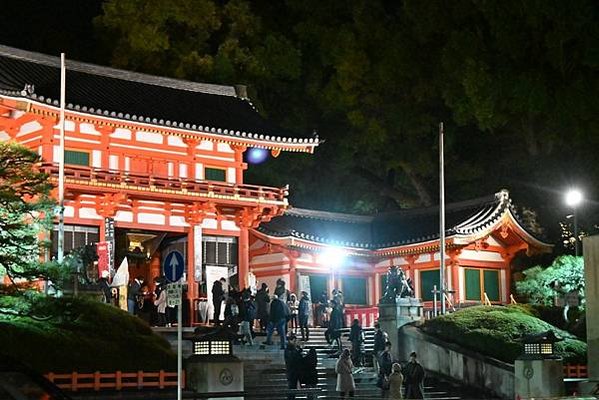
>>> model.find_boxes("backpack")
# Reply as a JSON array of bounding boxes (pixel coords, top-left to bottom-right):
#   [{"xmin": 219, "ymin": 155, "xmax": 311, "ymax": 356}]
[{"xmin": 246, "ymin": 301, "xmax": 257, "ymax": 321}]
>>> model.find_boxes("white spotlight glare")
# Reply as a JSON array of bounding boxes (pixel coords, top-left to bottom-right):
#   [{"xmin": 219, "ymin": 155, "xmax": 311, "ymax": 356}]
[
  {"xmin": 565, "ymin": 189, "xmax": 583, "ymax": 207},
  {"xmin": 319, "ymin": 247, "xmax": 346, "ymax": 268}
]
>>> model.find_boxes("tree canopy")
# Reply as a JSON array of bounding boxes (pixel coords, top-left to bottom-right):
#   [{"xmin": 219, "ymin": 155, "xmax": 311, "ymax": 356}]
[
  {"xmin": 93, "ymin": 0, "xmax": 599, "ymax": 233},
  {"xmin": 0, "ymin": 142, "xmax": 69, "ymax": 317}
]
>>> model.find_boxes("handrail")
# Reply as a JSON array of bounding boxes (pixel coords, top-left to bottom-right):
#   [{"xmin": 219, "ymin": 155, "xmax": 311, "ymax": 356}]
[
  {"xmin": 40, "ymin": 163, "xmax": 287, "ymax": 202},
  {"xmin": 483, "ymin": 292, "xmax": 492, "ymax": 306},
  {"xmin": 443, "ymin": 293, "xmax": 456, "ymax": 312},
  {"xmin": 45, "ymin": 370, "xmax": 184, "ymax": 391}
]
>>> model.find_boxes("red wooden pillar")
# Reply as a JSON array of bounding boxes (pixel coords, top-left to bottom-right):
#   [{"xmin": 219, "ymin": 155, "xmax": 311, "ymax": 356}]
[{"xmin": 238, "ymin": 226, "xmax": 249, "ymax": 289}]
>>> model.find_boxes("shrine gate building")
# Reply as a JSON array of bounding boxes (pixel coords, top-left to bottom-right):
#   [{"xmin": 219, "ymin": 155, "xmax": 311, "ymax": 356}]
[{"xmin": 0, "ymin": 45, "xmax": 551, "ymax": 325}]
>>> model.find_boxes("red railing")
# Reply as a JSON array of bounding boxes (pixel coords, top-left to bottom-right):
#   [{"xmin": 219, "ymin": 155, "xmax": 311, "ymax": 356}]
[
  {"xmin": 45, "ymin": 370, "xmax": 184, "ymax": 391},
  {"xmin": 563, "ymin": 364, "xmax": 587, "ymax": 378},
  {"xmin": 345, "ymin": 306, "xmax": 379, "ymax": 327},
  {"xmin": 40, "ymin": 163, "xmax": 288, "ymax": 203}
]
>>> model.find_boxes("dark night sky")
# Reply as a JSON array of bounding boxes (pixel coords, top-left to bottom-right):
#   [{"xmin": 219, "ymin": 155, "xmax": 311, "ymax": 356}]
[{"xmin": 1, "ymin": 1, "xmax": 596, "ymax": 253}]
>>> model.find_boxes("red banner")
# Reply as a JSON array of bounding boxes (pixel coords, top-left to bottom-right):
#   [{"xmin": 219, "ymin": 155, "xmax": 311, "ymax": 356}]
[{"xmin": 97, "ymin": 241, "xmax": 109, "ymax": 278}]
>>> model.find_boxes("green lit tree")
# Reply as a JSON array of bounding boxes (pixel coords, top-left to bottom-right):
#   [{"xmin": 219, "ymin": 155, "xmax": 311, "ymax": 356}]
[
  {"xmin": 0, "ymin": 142, "xmax": 70, "ymax": 318},
  {"xmin": 515, "ymin": 255, "xmax": 585, "ymax": 307}
]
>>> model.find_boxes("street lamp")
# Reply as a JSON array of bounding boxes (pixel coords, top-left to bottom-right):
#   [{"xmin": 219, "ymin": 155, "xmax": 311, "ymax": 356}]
[
  {"xmin": 319, "ymin": 247, "xmax": 346, "ymax": 291},
  {"xmin": 564, "ymin": 189, "xmax": 583, "ymax": 256}
]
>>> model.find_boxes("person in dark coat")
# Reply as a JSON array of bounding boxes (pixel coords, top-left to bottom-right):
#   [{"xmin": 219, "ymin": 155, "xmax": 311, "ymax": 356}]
[
  {"xmin": 265, "ymin": 295, "xmax": 289, "ymax": 349},
  {"xmin": 300, "ymin": 348, "xmax": 319, "ymax": 400},
  {"xmin": 326, "ymin": 300, "xmax": 343, "ymax": 353},
  {"xmin": 127, "ymin": 276, "xmax": 144, "ymax": 315},
  {"xmin": 317, "ymin": 291, "xmax": 328, "ymax": 327},
  {"xmin": 372, "ymin": 322, "xmax": 389, "ymax": 375},
  {"xmin": 256, "ymin": 283, "xmax": 270, "ymax": 332},
  {"xmin": 284, "ymin": 334, "xmax": 303, "ymax": 400},
  {"xmin": 98, "ymin": 270, "xmax": 112, "ymax": 304},
  {"xmin": 402, "ymin": 351, "xmax": 425, "ymax": 399},
  {"xmin": 349, "ymin": 319, "xmax": 365, "ymax": 366},
  {"xmin": 298, "ymin": 291, "xmax": 311, "ymax": 341},
  {"xmin": 211, "ymin": 277, "xmax": 225, "ymax": 326}
]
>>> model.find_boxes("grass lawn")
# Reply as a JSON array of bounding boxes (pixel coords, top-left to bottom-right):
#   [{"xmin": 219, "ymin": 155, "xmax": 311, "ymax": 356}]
[
  {"xmin": 0, "ymin": 297, "xmax": 176, "ymax": 374},
  {"xmin": 422, "ymin": 305, "xmax": 587, "ymax": 364}
]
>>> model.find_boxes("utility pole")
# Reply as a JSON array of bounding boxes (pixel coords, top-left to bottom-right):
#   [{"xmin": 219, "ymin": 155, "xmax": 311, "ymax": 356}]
[
  {"xmin": 57, "ymin": 53, "xmax": 66, "ymax": 263},
  {"xmin": 439, "ymin": 122, "xmax": 446, "ymax": 315}
]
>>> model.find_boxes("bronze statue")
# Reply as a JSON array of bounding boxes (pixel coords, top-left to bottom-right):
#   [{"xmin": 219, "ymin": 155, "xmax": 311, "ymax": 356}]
[{"xmin": 380, "ymin": 265, "xmax": 414, "ymax": 303}]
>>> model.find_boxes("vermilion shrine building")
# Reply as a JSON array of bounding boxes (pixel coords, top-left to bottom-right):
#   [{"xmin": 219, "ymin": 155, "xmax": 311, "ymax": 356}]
[{"xmin": 0, "ymin": 46, "xmax": 551, "ymax": 325}]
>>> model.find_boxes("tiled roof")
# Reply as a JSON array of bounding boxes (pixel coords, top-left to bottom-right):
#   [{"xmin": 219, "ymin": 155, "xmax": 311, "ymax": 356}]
[
  {"xmin": 257, "ymin": 190, "xmax": 545, "ymax": 249},
  {"xmin": 0, "ymin": 45, "xmax": 319, "ymax": 148}
]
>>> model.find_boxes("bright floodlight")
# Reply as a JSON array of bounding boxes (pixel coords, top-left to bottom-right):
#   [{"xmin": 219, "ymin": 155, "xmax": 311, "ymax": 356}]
[
  {"xmin": 319, "ymin": 247, "xmax": 346, "ymax": 268},
  {"xmin": 565, "ymin": 189, "xmax": 583, "ymax": 207}
]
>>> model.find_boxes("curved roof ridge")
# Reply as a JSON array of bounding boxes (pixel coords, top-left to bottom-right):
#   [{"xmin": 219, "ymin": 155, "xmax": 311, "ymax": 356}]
[
  {"xmin": 284, "ymin": 207, "xmax": 373, "ymax": 224},
  {"xmin": 0, "ymin": 44, "xmax": 236, "ymax": 97}
]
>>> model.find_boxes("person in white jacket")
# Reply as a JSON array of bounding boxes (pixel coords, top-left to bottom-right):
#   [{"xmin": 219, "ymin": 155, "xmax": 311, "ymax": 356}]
[
  {"xmin": 335, "ymin": 348, "xmax": 355, "ymax": 399},
  {"xmin": 154, "ymin": 280, "xmax": 167, "ymax": 326}
]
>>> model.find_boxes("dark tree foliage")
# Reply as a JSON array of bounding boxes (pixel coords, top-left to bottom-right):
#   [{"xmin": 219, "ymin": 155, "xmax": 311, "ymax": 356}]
[
  {"xmin": 94, "ymin": 0, "xmax": 599, "ymax": 231},
  {"xmin": 0, "ymin": 143, "xmax": 69, "ymax": 317}
]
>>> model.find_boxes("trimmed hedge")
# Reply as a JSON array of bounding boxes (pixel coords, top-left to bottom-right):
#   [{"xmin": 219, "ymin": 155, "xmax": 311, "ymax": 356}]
[
  {"xmin": 0, "ymin": 297, "xmax": 176, "ymax": 373},
  {"xmin": 422, "ymin": 305, "xmax": 587, "ymax": 364}
]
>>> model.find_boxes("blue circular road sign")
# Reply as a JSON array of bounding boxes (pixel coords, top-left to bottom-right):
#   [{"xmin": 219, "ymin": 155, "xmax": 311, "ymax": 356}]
[{"xmin": 164, "ymin": 250, "xmax": 185, "ymax": 283}]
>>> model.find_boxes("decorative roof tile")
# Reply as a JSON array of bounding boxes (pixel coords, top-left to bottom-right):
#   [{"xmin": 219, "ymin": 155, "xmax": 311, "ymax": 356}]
[
  {"xmin": 257, "ymin": 190, "xmax": 547, "ymax": 249},
  {"xmin": 0, "ymin": 45, "xmax": 319, "ymax": 148}
]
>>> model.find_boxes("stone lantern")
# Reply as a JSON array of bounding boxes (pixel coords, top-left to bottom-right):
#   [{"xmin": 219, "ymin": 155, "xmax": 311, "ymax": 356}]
[
  {"xmin": 186, "ymin": 328, "xmax": 243, "ymax": 399},
  {"xmin": 514, "ymin": 330, "xmax": 564, "ymax": 399}
]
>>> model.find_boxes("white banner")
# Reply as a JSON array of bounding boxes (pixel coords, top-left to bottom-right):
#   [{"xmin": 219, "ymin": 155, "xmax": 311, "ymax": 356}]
[
  {"xmin": 193, "ymin": 225, "xmax": 203, "ymax": 282},
  {"xmin": 298, "ymin": 274, "xmax": 314, "ymax": 326},
  {"xmin": 205, "ymin": 265, "xmax": 229, "ymax": 321}
]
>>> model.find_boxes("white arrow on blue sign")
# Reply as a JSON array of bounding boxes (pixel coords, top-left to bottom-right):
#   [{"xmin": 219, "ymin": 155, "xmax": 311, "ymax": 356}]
[{"xmin": 164, "ymin": 250, "xmax": 185, "ymax": 283}]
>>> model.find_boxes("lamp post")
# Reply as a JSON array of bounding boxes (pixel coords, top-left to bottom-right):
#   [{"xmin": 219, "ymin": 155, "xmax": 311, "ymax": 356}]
[{"xmin": 565, "ymin": 189, "xmax": 583, "ymax": 257}]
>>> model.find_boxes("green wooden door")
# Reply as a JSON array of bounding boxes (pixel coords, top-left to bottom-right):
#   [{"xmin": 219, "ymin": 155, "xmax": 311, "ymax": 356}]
[
  {"xmin": 309, "ymin": 275, "xmax": 328, "ymax": 304},
  {"xmin": 64, "ymin": 150, "xmax": 89, "ymax": 166},
  {"xmin": 484, "ymin": 270, "xmax": 500, "ymax": 301},
  {"xmin": 342, "ymin": 276, "xmax": 367, "ymax": 305},
  {"xmin": 465, "ymin": 268, "xmax": 481, "ymax": 301},
  {"xmin": 420, "ymin": 269, "xmax": 440, "ymax": 301}
]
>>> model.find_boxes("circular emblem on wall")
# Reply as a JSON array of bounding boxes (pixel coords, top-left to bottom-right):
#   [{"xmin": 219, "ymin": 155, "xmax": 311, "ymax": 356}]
[
  {"xmin": 523, "ymin": 366, "xmax": 534, "ymax": 380},
  {"xmin": 219, "ymin": 368, "xmax": 234, "ymax": 386}
]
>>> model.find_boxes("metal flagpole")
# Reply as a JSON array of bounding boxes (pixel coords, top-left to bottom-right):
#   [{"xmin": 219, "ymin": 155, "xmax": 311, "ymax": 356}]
[
  {"xmin": 439, "ymin": 122, "xmax": 446, "ymax": 315},
  {"xmin": 57, "ymin": 53, "xmax": 66, "ymax": 263}
]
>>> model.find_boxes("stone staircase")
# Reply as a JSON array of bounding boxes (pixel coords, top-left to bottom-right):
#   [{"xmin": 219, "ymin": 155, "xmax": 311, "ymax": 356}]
[{"xmin": 242, "ymin": 327, "xmax": 482, "ymax": 399}]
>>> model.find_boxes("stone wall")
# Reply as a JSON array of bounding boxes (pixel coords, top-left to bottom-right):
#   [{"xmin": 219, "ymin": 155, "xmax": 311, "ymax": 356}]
[{"xmin": 398, "ymin": 324, "xmax": 515, "ymax": 399}]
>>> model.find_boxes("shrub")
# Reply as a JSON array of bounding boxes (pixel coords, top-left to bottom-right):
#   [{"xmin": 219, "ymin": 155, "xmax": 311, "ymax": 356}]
[
  {"xmin": 422, "ymin": 305, "xmax": 587, "ymax": 364},
  {"xmin": 0, "ymin": 297, "xmax": 176, "ymax": 373}
]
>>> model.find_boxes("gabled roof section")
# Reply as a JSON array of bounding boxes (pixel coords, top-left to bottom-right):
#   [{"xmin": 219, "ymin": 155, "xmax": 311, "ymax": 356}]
[
  {"xmin": 0, "ymin": 45, "xmax": 319, "ymax": 152},
  {"xmin": 257, "ymin": 190, "xmax": 552, "ymax": 250}
]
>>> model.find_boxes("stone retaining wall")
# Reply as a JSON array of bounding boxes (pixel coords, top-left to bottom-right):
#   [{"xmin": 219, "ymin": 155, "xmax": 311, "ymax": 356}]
[{"xmin": 398, "ymin": 324, "xmax": 515, "ymax": 399}]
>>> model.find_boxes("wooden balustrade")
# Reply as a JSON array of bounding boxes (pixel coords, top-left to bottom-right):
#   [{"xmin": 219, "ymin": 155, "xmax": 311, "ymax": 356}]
[
  {"xmin": 563, "ymin": 364, "xmax": 587, "ymax": 378},
  {"xmin": 344, "ymin": 306, "xmax": 379, "ymax": 327},
  {"xmin": 40, "ymin": 163, "xmax": 286, "ymax": 202},
  {"xmin": 45, "ymin": 370, "xmax": 184, "ymax": 392}
]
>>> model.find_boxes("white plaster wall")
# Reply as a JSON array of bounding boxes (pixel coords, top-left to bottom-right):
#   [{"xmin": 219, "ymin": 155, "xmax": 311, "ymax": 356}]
[
  {"xmin": 64, "ymin": 206, "xmax": 75, "ymax": 218},
  {"xmin": 138, "ymin": 213, "xmax": 166, "ymax": 225},
  {"xmin": 17, "ymin": 120, "xmax": 42, "ymax": 136},
  {"xmin": 53, "ymin": 120, "xmax": 75, "ymax": 131},
  {"xmin": 115, "ymin": 210, "xmax": 133, "ymax": 223},
  {"xmin": 92, "ymin": 150, "xmax": 102, "ymax": 168},
  {"xmin": 251, "ymin": 253, "xmax": 288, "ymax": 265},
  {"xmin": 199, "ymin": 140, "xmax": 213, "ymax": 150},
  {"xmin": 220, "ymin": 220, "xmax": 240, "ymax": 231},
  {"xmin": 179, "ymin": 163, "xmax": 188, "ymax": 178},
  {"xmin": 79, "ymin": 123, "xmax": 100, "ymax": 135},
  {"xmin": 167, "ymin": 135, "xmax": 186, "ymax": 147},
  {"xmin": 460, "ymin": 249, "xmax": 504, "ymax": 262},
  {"xmin": 79, "ymin": 207, "xmax": 101, "ymax": 219},
  {"xmin": 227, "ymin": 167, "xmax": 236, "ymax": 183},
  {"xmin": 170, "ymin": 216, "xmax": 187, "ymax": 227},
  {"xmin": 111, "ymin": 128, "xmax": 131, "ymax": 140},
  {"xmin": 136, "ymin": 131, "xmax": 163, "ymax": 144},
  {"xmin": 202, "ymin": 218, "xmax": 218, "ymax": 229},
  {"xmin": 217, "ymin": 143, "xmax": 234, "ymax": 153},
  {"xmin": 109, "ymin": 155, "xmax": 119, "ymax": 170},
  {"xmin": 195, "ymin": 163, "xmax": 203, "ymax": 180}
]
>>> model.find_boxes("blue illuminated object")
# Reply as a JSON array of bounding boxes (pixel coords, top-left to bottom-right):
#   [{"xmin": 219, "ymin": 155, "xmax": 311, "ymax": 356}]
[{"xmin": 246, "ymin": 147, "xmax": 269, "ymax": 164}]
